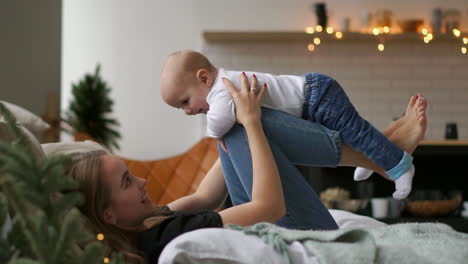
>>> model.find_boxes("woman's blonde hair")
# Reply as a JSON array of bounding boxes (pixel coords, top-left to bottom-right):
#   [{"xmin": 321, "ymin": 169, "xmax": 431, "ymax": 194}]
[{"xmin": 66, "ymin": 150, "xmax": 173, "ymax": 263}]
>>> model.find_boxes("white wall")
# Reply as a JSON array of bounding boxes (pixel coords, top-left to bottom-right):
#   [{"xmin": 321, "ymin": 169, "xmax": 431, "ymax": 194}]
[{"xmin": 62, "ymin": 0, "xmax": 468, "ymax": 159}]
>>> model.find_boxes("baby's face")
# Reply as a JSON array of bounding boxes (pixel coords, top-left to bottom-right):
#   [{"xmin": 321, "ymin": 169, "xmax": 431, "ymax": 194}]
[
  {"xmin": 179, "ymin": 86, "xmax": 210, "ymax": 115},
  {"xmin": 165, "ymin": 84, "xmax": 210, "ymax": 115}
]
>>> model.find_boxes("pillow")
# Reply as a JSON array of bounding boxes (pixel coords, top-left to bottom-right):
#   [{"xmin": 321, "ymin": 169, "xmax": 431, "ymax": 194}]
[
  {"xmin": 329, "ymin": 209, "xmax": 386, "ymax": 229},
  {"xmin": 41, "ymin": 140, "xmax": 108, "ymax": 157},
  {"xmin": 0, "ymin": 121, "xmax": 45, "ymax": 162},
  {"xmin": 0, "ymin": 100, "xmax": 50, "ymax": 135},
  {"xmin": 159, "ymin": 228, "xmax": 287, "ymax": 264}
]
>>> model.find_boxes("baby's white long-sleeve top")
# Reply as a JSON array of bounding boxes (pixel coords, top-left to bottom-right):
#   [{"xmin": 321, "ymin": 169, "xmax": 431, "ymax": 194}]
[{"xmin": 206, "ymin": 68, "xmax": 306, "ymax": 139}]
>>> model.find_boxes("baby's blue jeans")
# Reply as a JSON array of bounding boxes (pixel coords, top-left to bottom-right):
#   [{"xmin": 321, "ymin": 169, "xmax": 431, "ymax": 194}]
[
  {"xmin": 302, "ymin": 73, "xmax": 412, "ymax": 179},
  {"xmin": 219, "ymin": 108, "xmax": 340, "ymax": 230}
]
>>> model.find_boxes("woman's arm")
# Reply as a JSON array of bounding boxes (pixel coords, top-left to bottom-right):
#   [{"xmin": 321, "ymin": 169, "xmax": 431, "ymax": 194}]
[
  {"xmin": 219, "ymin": 73, "xmax": 285, "ymax": 226},
  {"xmin": 167, "ymin": 158, "xmax": 228, "ymax": 212}
]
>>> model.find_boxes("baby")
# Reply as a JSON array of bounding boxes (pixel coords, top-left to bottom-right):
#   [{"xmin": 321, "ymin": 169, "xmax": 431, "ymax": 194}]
[{"xmin": 160, "ymin": 50, "xmax": 415, "ymax": 200}]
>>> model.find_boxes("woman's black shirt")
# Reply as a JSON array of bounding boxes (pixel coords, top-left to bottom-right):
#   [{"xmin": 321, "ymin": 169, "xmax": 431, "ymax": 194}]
[{"xmin": 137, "ymin": 211, "xmax": 223, "ymax": 263}]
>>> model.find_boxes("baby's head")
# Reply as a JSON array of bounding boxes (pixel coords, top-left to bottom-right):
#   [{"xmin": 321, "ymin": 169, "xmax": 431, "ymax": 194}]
[{"xmin": 160, "ymin": 50, "xmax": 217, "ymax": 115}]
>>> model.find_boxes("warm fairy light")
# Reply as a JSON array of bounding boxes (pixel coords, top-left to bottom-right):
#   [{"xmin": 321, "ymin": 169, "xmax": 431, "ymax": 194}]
[
  {"xmin": 326, "ymin": 27, "xmax": 334, "ymax": 34},
  {"xmin": 103, "ymin": 257, "xmax": 110, "ymax": 263},
  {"xmin": 378, "ymin": 43, "xmax": 385, "ymax": 51},
  {"xmin": 97, "ymin": 233, "xmax": 104, "ymax": 241},
  {"xmin": 307, "ymin": 44, "xmax": 315, "ymax": 51},
  {"xmin": 462, "ymin": 47, "xmax": 467, "ymax": 54},
  {"xmin": 372, "ymin": 28, "xmax": 380, "ymax": 35},
  {"xmin": 315, "ymin": 25, "xmax": 323, "ymax": 32},
  {"xmin": 463, "ymin": 37, "xmax": 468, "ymax": 45},
  {"xmin": 427, "ymin": 33, "xmax": 433, "ymax": 41},
  {"xmin": 421, "ymin": 28, "xmax": 428, "ymax": 35},
  {"xmin": 335, "ymin": 32, "xmax": 343, "ymax": 39},
  {"xmin": 313, "ymin": 37, "xmax": 321, "ymax": 45},
  {"xmin": 453, "ymin": 29, "xmax": 461, "ymax": 37},
  {"xmin": 424, "ymin": 36, "xmax": 430, "ymax": 43},
  {"xmin": 383, "ymin": 26, "xmax": 390, "ymax": 33},
  {"xmin": 305, "ymin": 27, "xmax": 315, "ymax": 34}
]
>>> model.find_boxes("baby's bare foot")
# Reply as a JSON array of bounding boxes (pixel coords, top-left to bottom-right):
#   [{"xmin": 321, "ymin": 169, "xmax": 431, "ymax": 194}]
[
  {"xmin": 381, "ymin": 95, "xmax": 418, "ymax": 137},
  {"xmin": 389, "ymin": 95, "xmax": 427, "ymax": 154},
  {"xmin": 406, "ymin": 94, "xmax": 419, "ymax": 116},
  {"xmin": 354, "ymin": 95, "xmax": 427, "ymax": 182}
]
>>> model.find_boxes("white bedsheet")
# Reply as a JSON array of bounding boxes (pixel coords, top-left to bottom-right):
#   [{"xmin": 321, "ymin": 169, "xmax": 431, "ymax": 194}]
[{"xmin": 159, "ymin": 210, "xmax": 386, "ymax": 264}]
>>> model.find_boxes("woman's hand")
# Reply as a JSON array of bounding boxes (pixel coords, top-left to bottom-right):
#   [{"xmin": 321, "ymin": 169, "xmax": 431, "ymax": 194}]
[{"xmin": 222, "ymin": 73, "xmax": 266, "ymax": 126}]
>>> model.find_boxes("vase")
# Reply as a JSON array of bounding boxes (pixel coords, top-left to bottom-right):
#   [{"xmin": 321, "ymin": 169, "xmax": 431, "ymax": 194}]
[
  {"xmin": 431, "ymin": 8, "xmax": 442, "ymax": 34},
  {"xmin": 315, "ymin": 3, "xmax": 328, "ymax": 28}
]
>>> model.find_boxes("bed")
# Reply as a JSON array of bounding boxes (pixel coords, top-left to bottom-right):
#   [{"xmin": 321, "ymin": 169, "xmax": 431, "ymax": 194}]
[{"xmin": 159, "ymin": 209, "xmax": 468, "ymax": 264}]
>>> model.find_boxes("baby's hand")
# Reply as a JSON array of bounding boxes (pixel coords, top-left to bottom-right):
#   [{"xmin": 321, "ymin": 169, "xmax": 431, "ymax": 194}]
[
  {"xmin": 218, "ymin": 139, "xmax": 228, "ymax": 153},
  {"xmin": 222, "ymin": 73, "xmax": 266, "ymax": 126}
]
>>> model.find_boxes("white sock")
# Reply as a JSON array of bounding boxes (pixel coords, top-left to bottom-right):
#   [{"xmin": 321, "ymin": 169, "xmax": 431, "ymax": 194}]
[
  {"xmin": 392, "ymin": 165, "xmax": 415, "ymax": 200},
  {"xmin": 354, "ymin": 167, "xmax": 373, "ymax": 181}
]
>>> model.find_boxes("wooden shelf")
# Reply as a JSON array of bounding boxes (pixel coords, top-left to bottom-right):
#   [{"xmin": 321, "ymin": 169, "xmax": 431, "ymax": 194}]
[
  {"xmin": 415, "ymin": 140, "xmax": 468, "ymax": 156},
  {"xmin": 203, "ymin": 31, "xmax": 465, "ymax": 42},
  {"xmin": 420, "ymin": 140, "xmax": 468, "ymax": 146}
]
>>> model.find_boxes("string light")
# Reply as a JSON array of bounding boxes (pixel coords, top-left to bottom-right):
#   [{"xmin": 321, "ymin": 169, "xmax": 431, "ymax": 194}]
[
  {"xmin": 97, "ymin": 233, "xmax": 105, "ymax": 241},
  {"xmin": 378, "ymin": 43, "xmax": 385, "ymax": 51},
  {"xmin": 421, "ymin": 30, "xmax": 432, "ymax": 43},
  {"xmin": 103, "ymin": 257, "xmax": 110, "ymax": 263},
  {"xmin": 301, "ymin": 26, "xmax": 466, "ymax": 56},
  {"xmin": 305, "ymin": 27, "xmax": 315, "ymax": 34}
]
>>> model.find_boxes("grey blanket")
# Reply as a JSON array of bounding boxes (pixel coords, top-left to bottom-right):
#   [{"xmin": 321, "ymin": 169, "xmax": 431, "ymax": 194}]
[{"xmin": 227, "ymin": 222, "xmax": 468, "ymax": 264}]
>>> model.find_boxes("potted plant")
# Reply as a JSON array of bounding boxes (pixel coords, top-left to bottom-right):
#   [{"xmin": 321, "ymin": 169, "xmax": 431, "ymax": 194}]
[{"xmin": 64, "ymin": 64, "xmax": 121, "ymax": 151}]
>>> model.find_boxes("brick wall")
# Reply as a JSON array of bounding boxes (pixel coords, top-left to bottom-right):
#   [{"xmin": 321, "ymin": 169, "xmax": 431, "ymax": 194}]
[{"xmin": 203, "ymin": 36, "xmax": 468, "ymax": 140}]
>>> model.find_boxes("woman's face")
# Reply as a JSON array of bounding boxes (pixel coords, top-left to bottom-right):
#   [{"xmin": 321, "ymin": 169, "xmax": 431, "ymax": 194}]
[{"xmin": 101, "ymin": 155, "xmax": 154, "ymax": 228}]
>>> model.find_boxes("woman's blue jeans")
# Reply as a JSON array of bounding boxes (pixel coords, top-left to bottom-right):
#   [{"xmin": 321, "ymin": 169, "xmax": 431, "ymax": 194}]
[{"xmin": 219, "ymin": 107, "xmax": 340, "ymax": 230}]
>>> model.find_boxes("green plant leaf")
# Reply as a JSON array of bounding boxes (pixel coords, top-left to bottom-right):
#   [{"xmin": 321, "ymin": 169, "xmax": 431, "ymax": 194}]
[{"xmin": 63, "ymin": 64, "xmax": 121, "ymax": 151}]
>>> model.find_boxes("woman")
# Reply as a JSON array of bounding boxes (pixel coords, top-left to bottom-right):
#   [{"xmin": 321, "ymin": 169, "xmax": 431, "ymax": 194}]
[{"xmin": 67, "ymin": 74, "xmax": 426, "ymax": 263}]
